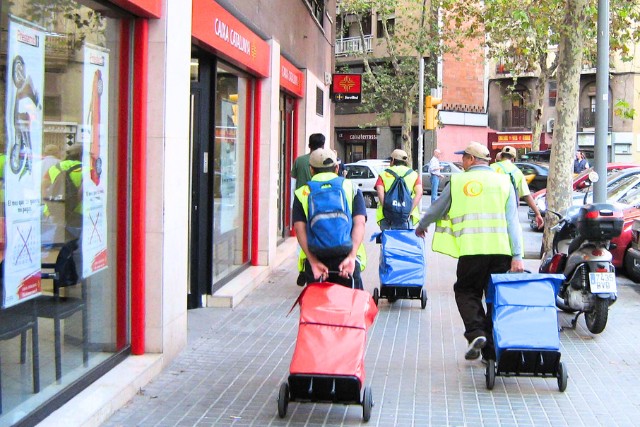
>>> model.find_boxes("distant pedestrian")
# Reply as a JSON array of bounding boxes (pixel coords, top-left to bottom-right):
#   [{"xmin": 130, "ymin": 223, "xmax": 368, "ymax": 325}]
[
  {"xmin": 573, "ymin": 151, "xmax": 589, "ymax": 173},
  {"xmin": 415, "ymin": 141, "xmax": 524, "ymax": 362},
  {"xmin": 291, "ymin": 133, "xmax": 325, "ymax": 189},
  {"xmin": 375, "ymin": 149, "xmax": 422, "ymax": 230},
  {"xmin": 428, "ymin": 149, "xmax": 444, "ymax": 203},
  {"xmin": 491, "ymin": 146, "xmax": 543, "ymax": 229}
]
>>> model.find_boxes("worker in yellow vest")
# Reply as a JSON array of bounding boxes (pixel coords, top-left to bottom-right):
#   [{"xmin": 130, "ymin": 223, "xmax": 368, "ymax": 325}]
[
  {"xmin": 490, "ymin": 145, "xmax": 543, "ymax": 229},
  {"xmin": 293, "ymin": 148, "xmax": 367, "ymax": 289},
  {"xmin": 375, "ymin": 149, "xmax": 422, "ymax": 230},
  {"xmin": 415, "ymin": 141, "xmax": 524, "ymax": 362}
]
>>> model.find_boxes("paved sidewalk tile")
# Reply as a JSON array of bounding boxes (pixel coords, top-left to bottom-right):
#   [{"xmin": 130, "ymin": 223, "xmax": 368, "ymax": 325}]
[{"xmin": 104, "ymin": 215, "xmax": 640, "ymax": 427}]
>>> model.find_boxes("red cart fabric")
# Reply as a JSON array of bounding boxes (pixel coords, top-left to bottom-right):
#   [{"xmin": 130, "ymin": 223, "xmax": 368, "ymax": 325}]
[{"xmin": 289, "ymin": 283, "xmax": 378, "ymax": 384}]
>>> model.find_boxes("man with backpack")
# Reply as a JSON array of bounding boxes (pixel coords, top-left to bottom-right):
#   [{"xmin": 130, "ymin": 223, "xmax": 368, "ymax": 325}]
[
  {"xmin": 293, "ymin": 148, "xmax": 367, "ymax": 289},
  {"xmin": 375, "ymin": 149, "xmax": 422, "ymax": 230},
  {"xmin": 490, "ymin": 146, "xmax": 543, "ymax": 230}
]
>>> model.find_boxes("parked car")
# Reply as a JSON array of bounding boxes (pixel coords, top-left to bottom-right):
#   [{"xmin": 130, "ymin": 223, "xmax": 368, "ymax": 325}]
[
  {"xmin": 529, "ymin": 166, "xmax": 640, "ymax": 230},
  {"xmin": 344, "ymin": 160, "xmax": 390, "ymax": 208},
  {"xmin": 624, "ymin": 218, "xmax": 640, "ymax": 282},
  {"xmin": 421, "ymin": 160, "xmax": 462, "ymax": 195},
  {"xmin": 521, "ymin": 149, "xmax": 551, "ymax": 162},
  {"xmin": 514, "ymin": 162, "xmax": 549, "ymax": 193}
]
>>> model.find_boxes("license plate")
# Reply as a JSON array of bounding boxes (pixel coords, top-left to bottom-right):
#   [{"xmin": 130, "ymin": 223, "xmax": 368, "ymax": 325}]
[{"xmin": 589, "ymin": 272, "xmax": 617, "ymax": 293}]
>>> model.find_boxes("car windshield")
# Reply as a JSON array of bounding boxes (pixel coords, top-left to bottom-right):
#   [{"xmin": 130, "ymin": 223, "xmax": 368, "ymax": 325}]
[{"xmin": 345, "ymin": 165, "xmax": 374, "ymax": 179}]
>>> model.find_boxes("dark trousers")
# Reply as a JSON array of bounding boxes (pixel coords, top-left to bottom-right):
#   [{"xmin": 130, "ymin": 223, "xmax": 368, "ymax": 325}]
[
  {"xmin": 304, "ymin": 256, "xmax": 363, "ymax": 290},
  {"xmin": 454, "ymin": 254, "xmax": 511, "ymax": 359}
]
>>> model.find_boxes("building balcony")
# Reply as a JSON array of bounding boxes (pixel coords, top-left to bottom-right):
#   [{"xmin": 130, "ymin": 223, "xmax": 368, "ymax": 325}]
[
  {"xmin": 502, "ymin": 107, "xmax": 531, "ymax": 130},
  {"xmin": 335, "ymin": 35, "xmax": 373, "ymax": 57}
]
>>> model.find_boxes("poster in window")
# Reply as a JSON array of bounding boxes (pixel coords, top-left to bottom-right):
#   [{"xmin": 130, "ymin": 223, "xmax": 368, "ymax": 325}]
[
  {"xmin": 81, "ymin": 44, "xmax": 109, "ymax": 277},
  {"xmin": 216, "ymin": 97, "xmax": 238, "ymax": 234},
  {"xmin": 2, "ymin": 17, "xmax": 45, "ymax": 308}
]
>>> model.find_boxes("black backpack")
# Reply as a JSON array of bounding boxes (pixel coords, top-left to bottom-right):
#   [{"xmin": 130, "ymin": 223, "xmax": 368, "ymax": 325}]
[
  {"xmin": 46, "ymin": 163, "xmax": 82, "ymax": 206},
  {"xmin": 382, "ymin": 169, "xmax": 413, "ymax": 227}
]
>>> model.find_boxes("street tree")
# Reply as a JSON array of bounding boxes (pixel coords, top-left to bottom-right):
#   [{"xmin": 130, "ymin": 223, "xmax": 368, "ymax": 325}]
[
  {"xmin": 445, "ymin": 0, "xmax": 640, "ymax": 252},
  {"xmin": 337, "ymin": 0, "xmax": 445, "ymax": 155}
]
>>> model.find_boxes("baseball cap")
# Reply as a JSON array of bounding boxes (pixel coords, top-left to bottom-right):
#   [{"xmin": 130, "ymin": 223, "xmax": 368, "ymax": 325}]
[
  {"xmin": 454, "ymin": 142, "xmax": 491, "ymax": 161},
  {"xmin": 390, "ymin": 149, "xmax": 409, "ymax": 162},
  {"xmin": 309, "ymin": 148, "xmax": 338, "ymax": 168},
  {"xmin": 500, "ymin": 146, "xmax": 517, "ymax": 158}
]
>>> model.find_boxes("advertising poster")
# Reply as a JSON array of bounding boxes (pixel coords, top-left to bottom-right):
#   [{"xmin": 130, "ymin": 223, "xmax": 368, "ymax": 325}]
[
  {"xmin": 216, "ymin": 97, "xmax": 238, "ymax": 234},
  {"xmin": 80, "ymin": 44, "xmax": 109, "ymax": 277},
  {"xmin": 2, "ymin": 17, "xmax": 45, "ymax": 308}
]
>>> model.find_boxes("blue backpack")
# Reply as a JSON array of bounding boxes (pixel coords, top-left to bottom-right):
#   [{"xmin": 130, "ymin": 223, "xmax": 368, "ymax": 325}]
[
  {"xmin": 382, "ymin": 169, "xmax": 413, "ymax": 227},
  {"xmin": 306, "ymin": 177, "xmax": 353, "ymax": 257}
]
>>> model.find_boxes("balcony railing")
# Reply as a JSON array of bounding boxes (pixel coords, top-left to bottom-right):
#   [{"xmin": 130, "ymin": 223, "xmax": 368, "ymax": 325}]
[
  {"xmin": 581, "ymin": 108, "xmax": 596, "ymax": 127},
  {"xmin": 336, "ymin": 35, "xmax": 373, "ymax": 57},
  {"xmin": 502, "ymin": 107, "xmax": 531, "ymax": 129}
]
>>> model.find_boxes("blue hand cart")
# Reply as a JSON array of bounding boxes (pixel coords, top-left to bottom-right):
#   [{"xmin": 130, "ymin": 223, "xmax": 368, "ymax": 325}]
[
  {"xmin": 373, "ymin": 230, "xmax": 427, "ymax": 309},
  {"xmin": 485, "ymin": 273, "xmax": 568, "ymax": 392}
]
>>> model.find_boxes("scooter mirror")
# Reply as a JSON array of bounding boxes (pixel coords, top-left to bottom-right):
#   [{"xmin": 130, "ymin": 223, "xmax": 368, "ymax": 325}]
[{"xmin": 588, "ymin": 171, "xmax": 599, "ymax": 183}]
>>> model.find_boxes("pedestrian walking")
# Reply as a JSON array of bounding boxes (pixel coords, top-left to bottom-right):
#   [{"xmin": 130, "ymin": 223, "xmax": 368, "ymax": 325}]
[
  {"xmin": 573, "ymin": 151, "xmax": 589, "ymax": 173},
  {"xmin": 415, "ymin": 141, "xmax": 524, "ymax": 361},
  {"xmin": 375, "ymin": 149, "xmax": 422, "ymax": 230},
  {"xmin": 491, "ymin": 145, "xmax": 543, "ymax": 229},
  {"xmin": 291, "ymin": 133, "xmax": 326, "ymax": 286},
  {"xmin": 291, "ymin": 133, "xmax": 325, "ymax": 189},
  {"xmin": 428, "ymin": 149, "xmax": 444, "ymax": 203},
  {"xmin": 293, "ymin": 148, "xmax": 367, "ymax": 289}
]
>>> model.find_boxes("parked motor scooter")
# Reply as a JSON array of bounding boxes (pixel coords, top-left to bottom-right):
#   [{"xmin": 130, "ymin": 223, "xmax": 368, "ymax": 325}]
[{"xmin": 539, "ymin": 174, "xmax": 623, "ymax": 334}]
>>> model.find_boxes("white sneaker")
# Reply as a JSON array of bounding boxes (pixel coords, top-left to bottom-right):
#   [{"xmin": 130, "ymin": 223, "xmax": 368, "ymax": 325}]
[{"xmin": 465, "ymin": 336, "xmax": 487, "ymax": 360}]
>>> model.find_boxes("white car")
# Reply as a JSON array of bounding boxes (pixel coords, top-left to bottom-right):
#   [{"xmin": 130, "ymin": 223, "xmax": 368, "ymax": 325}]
[{"xmin": 344, "ymin": 160, "xmax": 390, "ymax": 208}]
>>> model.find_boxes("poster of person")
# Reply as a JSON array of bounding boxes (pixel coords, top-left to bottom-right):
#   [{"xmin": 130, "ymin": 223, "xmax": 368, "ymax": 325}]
[
  {"xmin": 2, "ymin": 17, "xmax": 45, "ymax": 308},
  {"xmin": 216, "ymin": 97, "xmax": 238, "ymax": 234},
  {"xmin": 80, "ymin": 44, "xmax": 109, "ymax": 277}
]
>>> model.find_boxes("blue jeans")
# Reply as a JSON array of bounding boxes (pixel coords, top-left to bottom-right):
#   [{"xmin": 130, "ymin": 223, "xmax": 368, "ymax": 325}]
[{"xmin": 430, "ymin": 174, "xmax": 440, "ymax": 203}]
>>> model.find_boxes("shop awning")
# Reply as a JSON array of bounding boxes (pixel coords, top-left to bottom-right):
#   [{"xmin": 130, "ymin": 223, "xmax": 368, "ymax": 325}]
[{"xmin": 491, "ymin": 141, "xmax": 532, "ymax": 149}]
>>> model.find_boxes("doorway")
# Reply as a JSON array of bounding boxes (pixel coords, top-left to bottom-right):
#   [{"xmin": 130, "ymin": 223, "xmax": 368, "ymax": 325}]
[{"xmin": 188, "ymin": 53, "xmax": 213, "ymax": 309}]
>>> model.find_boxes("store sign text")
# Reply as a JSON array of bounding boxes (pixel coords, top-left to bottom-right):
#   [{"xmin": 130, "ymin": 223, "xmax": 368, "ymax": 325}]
[
  {"xmin": 497, "ymin": 134, "xmax": 532, "ymax": 142},
  {"xmin": 282, "ymin": 66, "xmax": 299, "ymax": 86},
  {"xmin": 17, "ymin": 29, "xmax": 39, "ymax": 47},
  {"xmin": 215, "ymin": 18, "xmax": 252, "ymax": 56}
]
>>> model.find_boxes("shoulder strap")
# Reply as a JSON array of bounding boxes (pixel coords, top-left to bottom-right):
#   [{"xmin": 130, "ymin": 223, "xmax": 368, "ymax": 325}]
[{"xmin": 385, "ymin": 168, "xmax": 400, "ymax": 179}]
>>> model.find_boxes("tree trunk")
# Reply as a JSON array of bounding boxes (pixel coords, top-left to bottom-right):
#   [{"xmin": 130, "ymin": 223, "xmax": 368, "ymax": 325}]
[
  {"xmin": 531, "ymin": 75, "xmax": 547, "ymax": 151},
  {"xmin": 401, "ymin": 100, "xmax": 413, "ymax": 155},
  {"xmin": 542, "ymin": 0, "xmax": 588, "ymax": 255}
]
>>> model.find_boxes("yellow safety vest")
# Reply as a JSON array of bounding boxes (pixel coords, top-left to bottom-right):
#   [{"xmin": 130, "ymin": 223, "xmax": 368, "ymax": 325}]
[
  {"xmin": 490, "ymin": 160, "xmax": 529, "ymax": 198},
  {"xmin": 375, "ymin": 165, "xmax": 420, "ymax": 225},
  {"xmin": 432, "ymin": 170, "xmax": 512, "ymax": 258},
  {"xmin": 295, "ymin": 172, "xmax": 367, "ymax": 271}
]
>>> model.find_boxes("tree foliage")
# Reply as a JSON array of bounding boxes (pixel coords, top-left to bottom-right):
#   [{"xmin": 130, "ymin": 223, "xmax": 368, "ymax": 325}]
[
  {"xmin": 337, "ymin": 0, "xmax": 448, "ymax": 153},
  {"xmin": 444, "ymin": 0, "xmax": 640, "ymax": 252}
]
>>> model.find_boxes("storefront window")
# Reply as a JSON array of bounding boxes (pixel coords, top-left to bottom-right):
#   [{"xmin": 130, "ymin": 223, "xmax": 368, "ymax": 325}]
[
  {"xmin": 0, "ymin": 1, "xmax": 129, "ymax": 423},
  {"xmin": 212, "ymin": 63, "xmax": 249, "ymax": 282}
]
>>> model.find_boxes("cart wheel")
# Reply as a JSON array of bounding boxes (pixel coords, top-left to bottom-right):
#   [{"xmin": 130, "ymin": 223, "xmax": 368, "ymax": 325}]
[
  {"xmin": 362, "ymin": 386, "xmax": 373, "ymax": 422},
  {"xmin": 373, "ymin": 288, "xmax": 379, "ymax": 306},
  {"xmin": 420, "ymin": 288, "xmax": 428, "ymax": 309},
  {"xmin": 557, "ymin": 362, "xmax": 568, "ymax": 392},
  {"xmin": 485, "ymin": 359, "xmax": 496, "ymax": 390},
  {"xmin": 277, "ymin": 382, "xmax": 289, "ymax": 418}
]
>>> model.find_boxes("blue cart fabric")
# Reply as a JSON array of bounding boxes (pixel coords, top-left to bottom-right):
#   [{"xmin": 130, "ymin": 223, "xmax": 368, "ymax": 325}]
[
  {"xmin": 378, "ymin": 230, "xmax": 426, "ymax": 287},
  {"xmin": 489, "ymin": 273, "xmax": 564, "ymax": 359}
]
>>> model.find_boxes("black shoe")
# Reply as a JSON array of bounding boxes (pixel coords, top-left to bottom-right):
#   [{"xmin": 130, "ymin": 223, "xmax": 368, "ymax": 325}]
[
  {"xmin": 296, "ymin": 273, "xmax": 306, "ymax": 287},
  {"xmin": 465, "ymin": 336, "xmax": 487, "ymax": 360}
]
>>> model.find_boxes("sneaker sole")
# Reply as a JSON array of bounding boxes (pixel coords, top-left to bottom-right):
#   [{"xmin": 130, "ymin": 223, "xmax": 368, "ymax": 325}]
[{"xmin": 464, "ymin": 336, "xmax": 487, "ymax": 360}]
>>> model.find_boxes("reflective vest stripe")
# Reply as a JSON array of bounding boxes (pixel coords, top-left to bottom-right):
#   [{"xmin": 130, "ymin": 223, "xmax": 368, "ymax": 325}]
[{"xmin": 432, "ymin": 170, "xmax": 512, "ymax": 258}]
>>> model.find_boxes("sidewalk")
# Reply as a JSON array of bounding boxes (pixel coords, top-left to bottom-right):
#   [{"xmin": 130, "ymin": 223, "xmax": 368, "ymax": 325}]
[{"xmin": 102, "ymin": 209, "xmax": 640, "ymax": 426}]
